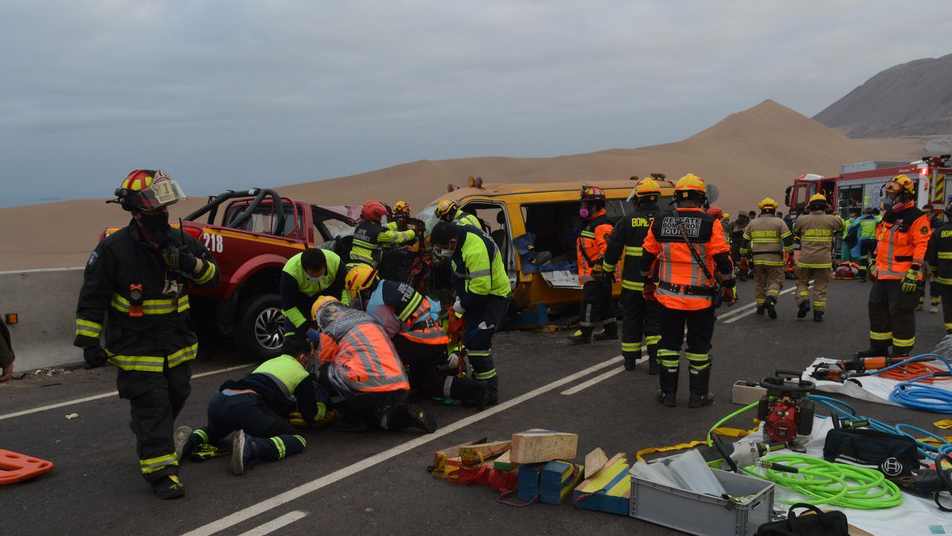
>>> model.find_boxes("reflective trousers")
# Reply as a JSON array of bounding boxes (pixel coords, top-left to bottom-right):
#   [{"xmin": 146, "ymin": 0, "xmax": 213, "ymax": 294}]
[
  {"xmin": 392, "ymin": 336, "xmax": 483, "ymax": 400},
  {"xmin": 620, "ymin": 288, "xmax": 659, "ymax": 361},
  {"xmin": 578, "ymin": 280, "xmax": 616, "ymax": 335},
  {"xmin": 796, "ymin": 267, "xmax": 830, "ymax": 311},
  {"xmin": 941, "ymin": 283, "xmax": 952, "ymax": 334},
  {"xmin": 868, "ymin": 279, "xmax": 918, "ymax": 356},
  {"xmin": 116, "ymin": 363, "xmax": 191, "ymax": 483},
  {"xmin": 657, "ymin": 305, "xmax": 715, "ymax": 395},
  {"xmin": 753, "ymin": 263, "xmax": 785, "ymax": 305},
  {"xmin": 189, "ymin": 392, "xmax": 305, "ymax": 464}
]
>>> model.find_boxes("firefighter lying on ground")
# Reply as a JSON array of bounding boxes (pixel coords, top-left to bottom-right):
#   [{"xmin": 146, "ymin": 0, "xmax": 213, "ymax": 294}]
[
  {"xmin": 343, "ymin": 264, "xmax": 488, "ymax": 409},
  {"xmin": 308, "ymin": 297, "xmax": 437, "ymax": 433},
  {"xmin": 174, "ymin": 337, "xmax": 325, "ymax": 476}
]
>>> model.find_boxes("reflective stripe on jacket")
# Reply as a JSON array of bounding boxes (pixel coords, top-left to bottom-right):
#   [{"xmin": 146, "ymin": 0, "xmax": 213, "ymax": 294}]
[
  {"xmin": 927, "ymin": 222, "xmax": 952, "ymax": 284},
  {"xmin": 367, "ymin": 280, "xmax": 450, "ymax": 345},
  {"xmin": 793, "ymin": 211, "xmax": 844, "ymax": 269},
  {"xmin": 576, "ymin": 210, "xmax": 615, "ymax": 283},
  {"xmin": 450, "ymin": 226, "xmax": 511, "ymax": 310},
  {"xmin": 603, "ymin": 203, "xmax": 659, "ymax": 291},
  {"xmin": 319, "ymin": 322, "xmax": 410, "ymax": 393},
  {"xmin": 454, "ymin": 210, "xmax": 482, "ymax": 229},
  {"xmin": 875, "ymin": 208, "xmax": 931, "ymax": 280},
  {"xmin": 740, "ymin": 214, "xmax": 793, "ymax": 266},
  {"xmin": 252, "ymin": 354, "xmax": 311, "ymax": 401},
  {"xmin": 350, "ymin": 220, "xmax": 416, "ymax": 266},
  {"xmin": 281, "ymin": 250, "xmax": 343, "ymax": 330}
]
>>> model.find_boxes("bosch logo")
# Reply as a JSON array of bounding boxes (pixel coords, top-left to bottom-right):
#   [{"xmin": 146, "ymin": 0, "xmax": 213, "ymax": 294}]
[{"xmin": 880, "ymin": 457, "xmax": 903, "ymax": 477}]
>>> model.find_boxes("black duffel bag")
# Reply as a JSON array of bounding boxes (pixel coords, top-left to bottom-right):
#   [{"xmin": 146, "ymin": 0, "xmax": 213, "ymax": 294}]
[{"xmin": 756, "ymin": 503, "xmax": 849, "ymax": 536}]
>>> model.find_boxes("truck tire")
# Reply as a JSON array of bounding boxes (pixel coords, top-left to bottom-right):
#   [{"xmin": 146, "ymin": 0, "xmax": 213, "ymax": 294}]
[{"xmin": 236, "ymin": 293, "xmax": 285, "ymax": 361}]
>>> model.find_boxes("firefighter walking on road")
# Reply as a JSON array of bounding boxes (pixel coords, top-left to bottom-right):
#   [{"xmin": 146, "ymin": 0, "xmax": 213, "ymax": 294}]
[
  {"xmin": 792, "ymin": 194, "xmax": 844, "ymax": 322},
  {"xmin": 642, "ymin": 174, "xmax": 736, "ymax": 408},
  {"xmin": 603, "ymin": 178, "xmax": 661, "ymax": 371},
  {"xmin": 568, "ymin": 186, "xmax": 619, "ymax": 345},
  {"xmin": 862, "ymin": 175, "xmax": 931, "ymax": 356},
  {"xmin": 75, "ymin": 170, "xmax": 219, "ymax": 499},
  {"xmin": 740, "ymin": 198, "xmax": 793, "ymax": 319},
  {"xmin": 927, "ymin": 217, "xmax": 952, "ymax": 333}
]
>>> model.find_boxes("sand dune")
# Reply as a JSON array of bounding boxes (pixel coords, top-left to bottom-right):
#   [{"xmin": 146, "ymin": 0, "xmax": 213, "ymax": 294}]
[{"xmin": 0, "ymin": 100, "xmax": 921, "ymax": 271}]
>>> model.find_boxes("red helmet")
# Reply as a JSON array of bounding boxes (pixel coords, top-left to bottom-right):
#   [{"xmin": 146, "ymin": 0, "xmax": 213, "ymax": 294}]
[
  {"xmin": 114, "ymin": 169, "xmax": 186, "ymax": 212},
  {"xmin": 580, "ymin": 185, "xmax": 606, "ymax": 202},
  {"xmin": 706, "ymin": 206, "xmax": 723, "ymax": 220},
  {"xmin": 361, "ymin": 200, "xmax": 388, "ymax": 222}
]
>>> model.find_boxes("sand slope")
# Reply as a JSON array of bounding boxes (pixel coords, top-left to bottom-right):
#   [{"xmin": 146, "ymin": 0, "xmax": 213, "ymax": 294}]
[{"xmin": 0, "ymin": 100, "xmax": 921, "ymax": 271}]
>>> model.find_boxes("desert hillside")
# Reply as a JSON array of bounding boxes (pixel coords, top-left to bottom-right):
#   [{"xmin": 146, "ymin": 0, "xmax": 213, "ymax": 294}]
[
  {"xmin": 0, "ymin": 100, "xmax": 921, "ymax": 271},
  {"xmin": 814, "ymin": 53, "xmax": 952, "ymax": 138}
]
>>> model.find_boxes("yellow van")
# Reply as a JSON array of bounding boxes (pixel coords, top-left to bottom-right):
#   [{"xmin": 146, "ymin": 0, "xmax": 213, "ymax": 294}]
[{"xmin": 418, "ymin": 178, "xmax": 679, "ymax": 314}]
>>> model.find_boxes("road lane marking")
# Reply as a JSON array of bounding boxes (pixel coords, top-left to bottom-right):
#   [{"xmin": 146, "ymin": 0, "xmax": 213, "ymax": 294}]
[
  {"xmin": 0, "ymin": 364, "xmax": 254, "ymax": 422},
  {"xmin": 180, "ymin": 355, "xmax": 624, "ymax": 536},
  {"xmin": 560, "ymin": 366, "xmax": 626, "ymax": 395},
  {"xmin": 723, "ymin": 286, "xmax": 801, "ymax": 324},
  {"xmin": 236, "ymin": 511, "xmax": 308, "ymax": 536}
]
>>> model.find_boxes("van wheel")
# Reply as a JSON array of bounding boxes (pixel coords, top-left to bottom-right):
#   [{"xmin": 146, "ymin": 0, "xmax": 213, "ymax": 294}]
[{"xmin": 237, "ymin": 293, "xmax": 285, "ymax": 360}]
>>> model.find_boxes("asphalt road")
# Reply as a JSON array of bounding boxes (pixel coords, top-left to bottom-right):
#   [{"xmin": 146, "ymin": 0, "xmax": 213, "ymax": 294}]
[{"xmin": 1, "ymin": 278, "xmax": 948, "ymax": 536}]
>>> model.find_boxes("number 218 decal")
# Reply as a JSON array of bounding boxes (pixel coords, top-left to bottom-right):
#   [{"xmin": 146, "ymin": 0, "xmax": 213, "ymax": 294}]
[{"xmin": 202, "ymin": 233, "xmax": 224, "ymax": 253}]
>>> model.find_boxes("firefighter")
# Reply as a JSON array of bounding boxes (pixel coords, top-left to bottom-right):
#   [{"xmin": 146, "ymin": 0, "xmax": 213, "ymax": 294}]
[
  {"xmin": 791, "ymin": 194, "xmax": 843, "ymax": 322},
  {"xmin": 862, "ymin": 175, "xmax": 931, "ymax": 356},
  {"xmin": 380, "ymin": 200, "xmax": 423, "ymax": 281},
  {"xmin": 920, "ymin": 204, "xmax": 945, "ymax": 312},
  {"xmin": 174, "ymin": 337, "xmax": 324, "ymax": 476},
  {"xmin": 642, "ymin": 174, "xmax": 736, "ymax": 408},
  {"xmin": 740, "ymin": 198, "xmax": 794, "ymax": 319},
  {"xmin": 927, "ymin": 216, "xmax": 952, "ymax": 333},
  {"xmin": 280, "ymin": 248, "xmax": 348, "ymax": 339},
  {"xmin": 435, "ymin": 199, "xmax": 482, "ymax": 229},
  {"xmin": 730, "ymin": 213, "xmax": 751, "ymax": 280},
  {"xmin": 74, "ymin": 170, "xmax": 219, "ymax": 499},
  {"xmin": 845, "ymin": 207, "xmax": 879, "ymax": 282},
  {"xmin": 0, "ymin": 319, "xmax": 13, "ymax": 383},
  {"xmin": 309, "ymin": 297, "xmax": 436, "ymax": 433},
  {"xmin": 389, "ymin": 201, "xmax": 412, "ymax": 232},
  {"xmin": 344, "ymin": 264, "xmax": 488, "ymax": 408},
  {"xmin": 348, "ymin": 200, "xmax": 417, "ymax": 269},
  {"xmin": 602, "ymin": 178, "xmax": 661, "ymax": 371},
  {"xmin": 567, "ymin": 186, "xmax": 618, "ymax": 345},
  {"xmin": 430, "ymin": 220, "xmax": 511, "ymax": 406}
]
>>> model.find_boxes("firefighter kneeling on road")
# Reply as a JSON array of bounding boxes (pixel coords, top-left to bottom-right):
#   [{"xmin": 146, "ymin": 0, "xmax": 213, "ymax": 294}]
[
  {"xmin": 861, "ymin": 175, "xmax": 931, "ymax": 357},
  {"xmin": 344, "ymin": 265, "xmax": 489, "ymax": 409},
  {"xmin": 641, "ymin": 174, "xmax": 736, "ymax": 408},
  {"xmin": 792, "ymin": 194, "xmax": 844, "ymax": 322},
  {"xmin": 174, "ymin": 337, "xmax": 323, "ymax": 476},
  {"xmin": 602, "ymin": 177, "xmax": 661, "ymax": 371},
  {"xmin": 75, "ymin": 170, "xmax": 219, "ymax": 499},
  {"xmin": 740, "ymin": 197, "xmax": 793, "ymax": 319},
  {"xmin": 927, "ymin": 216, "xmax": 952, "ymax": 333},
  {"xmin": 568, "ymin": 185, "xmax": 619, "ymax": 344},
  {"xmin": 308, "ymin": 297, "xmax": 436, "ymax": 433}
]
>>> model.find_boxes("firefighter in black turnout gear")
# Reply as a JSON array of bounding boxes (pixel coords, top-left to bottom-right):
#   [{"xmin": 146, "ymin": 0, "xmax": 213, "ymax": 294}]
[
  {"xmin": 74, "ymin": 170, "xmax": 219, "ymax": 499},
  {"xmin": 603, "ymin": 177, "xmax": 662, "ymax": 372}
]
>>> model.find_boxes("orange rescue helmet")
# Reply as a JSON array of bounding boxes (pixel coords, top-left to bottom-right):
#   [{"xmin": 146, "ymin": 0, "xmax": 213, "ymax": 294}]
[{"xmin": 361, "ymin": 200, "xmax": 388, "ymax": 222}]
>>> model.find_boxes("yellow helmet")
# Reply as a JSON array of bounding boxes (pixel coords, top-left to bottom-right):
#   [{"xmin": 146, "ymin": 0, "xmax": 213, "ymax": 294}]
[
  {"xmin": 674, "ymin": 173, "xmax": 706, "ymax": 202},
  {"xmin": 634, "ymin": 177, "xmax": 661, "ymax": 197},
  {"xmin": 885, "ymin": 174, "xmax": 916, "ymax": 197},
  {"xmin": 392, "ymin": 201, "xmax": 410, "ymax": 217},
  {"xmin": 723, "ymin": 213, "xmax": 730, "ymax": 219},
  {"xmin": 758, "ymin": 197, "xmax": 779, "ymax": 210},
  {"xmin": 435, "ymin": 199, "xmax": 459, "ymax": 220},
  {"xmin": 344, "ymin": 264, "xmax": 378, "ymax": 298},
  {"xmin": 808, "ymin": 193, "xmax": 828, "ymax": 204},
  {"xmin": 311, "ymin": 296, "xmax": 340, "ymax": 321}
]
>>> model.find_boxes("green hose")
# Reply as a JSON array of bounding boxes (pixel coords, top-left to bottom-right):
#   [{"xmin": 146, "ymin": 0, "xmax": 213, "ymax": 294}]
[
  {"xmin": 743, "ymin": 454, "xmax": 903, "ymax": 510},
  {"xmin": 706, "ymin": 400, "xmax": 759, "ymax": 446}
]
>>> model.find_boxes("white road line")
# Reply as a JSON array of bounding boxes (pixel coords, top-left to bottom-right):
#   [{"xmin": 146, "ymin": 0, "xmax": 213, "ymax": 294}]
[
  {"xmin": 559, "ymin": 366, "xmax": 626, "ymax": 395},
  {"xmin": 723, "ymin": 285, "xmax": 804, "ymax": 324},
  {"xmin": 236, "ymin": 511, "xmax": 308, "ymax": 536},
  {"xmin": 0, "ymin": 364, "xmax": 254, "ymax": 422},
  {"xmin": 180, "ymin": 355, "xmax": 624, "ymax": 536}
]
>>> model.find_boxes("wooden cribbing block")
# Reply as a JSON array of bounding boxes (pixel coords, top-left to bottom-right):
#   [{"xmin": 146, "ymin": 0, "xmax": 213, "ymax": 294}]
[
  {"xmin": 459, "ymin": 440, "xmax": 511, "ymax": 465},
  {"xmin": 517, "ymin": 463, "xmax": 544, "ymax": 501},
  {"xmin": 429, "ymin": 437, "xmax": 487, "ymax": 479},
  {"xmin": 539, "ymin": 461, "xmax": 582, "ymax": 505},
  {"xmin": 510, "ymin": 429, "xmax": 578, "ymax": 464},
  {"xmin": 572, "ymin": 453, "xmax": 631, "ymax": 516},
  {"xmin": 584, "ymin": 447, "xmax": 607, "ymax": 478},
  {"xmin": 493, "ymin": 450, "xmax": 518, "ymax": 471}
]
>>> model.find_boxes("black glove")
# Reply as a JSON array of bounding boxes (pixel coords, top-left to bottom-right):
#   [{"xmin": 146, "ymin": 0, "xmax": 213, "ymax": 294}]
[
  {"xmin": 83, "ymin": 347, "xmax": 108, "ymax": 368},
  {"xmin": 177, "ymin": 247, "xmax": 199, "ymax": 273}
]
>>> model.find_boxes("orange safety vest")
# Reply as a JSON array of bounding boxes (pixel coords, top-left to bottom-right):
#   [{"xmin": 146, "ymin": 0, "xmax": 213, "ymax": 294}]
[
  {"xmin": 398, "ymin": 296, "xmax": 451, "ymax": 346},
  {"xmin": 576, "ymin": 210, "xmax": 616, "ymax": 283},
  {"xmin": 875, "ymin": 211, "xmax": 931, "ymax": 280},
  {"xmin": 318, "ymin": 323, "xmax": 410, "ymax": 393},
  {"xmin": 643, "ymin": 208, "xmax": 731, "ymax": 311}
]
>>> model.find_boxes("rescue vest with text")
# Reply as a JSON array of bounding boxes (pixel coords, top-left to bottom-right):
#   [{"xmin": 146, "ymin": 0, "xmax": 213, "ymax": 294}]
[
  {"xmin": 367, "ymin": 280, "xmax": 450, "ymax": 345},
  {"xmin": 740, "ymin": 214, "xmax": 794, "ymax": 266},
  {"xmin": 793, "ymin": 211, "xmax": 845, "ymax": 269},
  {"xmin": 603, "ymin": 202, "xmax": 659, "ymax": 292},
  {"xmin": 927, "ymin": 221, "xmax": 952, "ymax": 285}
]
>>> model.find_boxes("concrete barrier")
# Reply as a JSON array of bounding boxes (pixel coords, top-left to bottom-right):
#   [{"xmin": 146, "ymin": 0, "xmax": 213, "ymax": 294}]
[{"xmin": 0, "ymin": 267, "xmax": 85, "ymax": 372}]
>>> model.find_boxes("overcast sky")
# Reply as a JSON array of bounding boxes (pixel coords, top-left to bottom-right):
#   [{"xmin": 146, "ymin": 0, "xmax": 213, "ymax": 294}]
[{"xmin": 2, "ymin": 0, "xmax": 951, "ymax": 207}]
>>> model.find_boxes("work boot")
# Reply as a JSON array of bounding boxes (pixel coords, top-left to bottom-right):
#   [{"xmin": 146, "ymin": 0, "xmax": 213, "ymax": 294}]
[
  {"xmin": 623, "ymin": 351, "xmax": 641, "ymax": 371},
  {"xmin": 173, "ymin": 425, "xmax": 192, "ymax": 461},
  {"xmin": 756, "ymin": 304, "xmax": 765, "ymax": 315},
  {"xmin": 688, "ymin": 392, "xmax": 715, "ymax": 408},
  {"xmin": 813, "ymin": 311, "xmax": 824, "ymax": 322},
  {"xmin": 656, "ymin": 391, "xmax": 676, "ymax": 408},
  {"xmin": 931, "ymin": 305, "xmax": 940, "ymax": 314},
  {"xmin": 647, "ymin": 356, "xmax": 659, "ymax": 375},
  {"xmin": 150, "ymin": 475, "xmax": 184, "ymax": 500},
  {"xmin": 566, "ymin": 329, "xmax": 591, "ymax": 345},
  {"xmin": 404, "ymin": 404, "xmax": 437, "ymax": 433},
  {"xmin": 485, "ymin": 377, "xmax": 499, "ymax": 406},
  {"xmin": 230, "ymin": 430, "xmax": 257, "ymax": 476},
  {"xmin": 796, "ymin": 301, "xmax": 810, "ymax": 319},
  {"xmin": 592, "ymin": 323, "xmax": 618, "ymax": 341},
  {"xmin": 765, "ymin": 296, "xmax": 778, "ymax": 319}
]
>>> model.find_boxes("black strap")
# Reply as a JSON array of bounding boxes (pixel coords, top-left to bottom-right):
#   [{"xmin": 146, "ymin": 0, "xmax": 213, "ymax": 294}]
[{"xmin": 671, "ymin": 211, "xmax": 715, "ymax": 286}]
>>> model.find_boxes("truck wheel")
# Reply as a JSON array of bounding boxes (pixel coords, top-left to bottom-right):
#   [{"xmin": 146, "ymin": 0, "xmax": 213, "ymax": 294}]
[{"xmin": 237, "ymin": 293, "xmax": 285, "ymax": 360}]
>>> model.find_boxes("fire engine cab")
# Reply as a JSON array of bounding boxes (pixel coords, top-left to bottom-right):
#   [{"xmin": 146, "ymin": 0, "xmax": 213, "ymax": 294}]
[{"xmin": 785, "ymin": 155, "xmax": 952, "ymax": 217}]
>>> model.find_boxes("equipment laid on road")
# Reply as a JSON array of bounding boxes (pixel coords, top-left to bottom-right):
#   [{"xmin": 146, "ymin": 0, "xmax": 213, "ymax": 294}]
[
  {"xmin": 0, "ymin": 449, "xmax": 54, "ymax": 485},
  {"xmin": 756, "ymin": 371, "xmax": 816, "ymax": 450}
]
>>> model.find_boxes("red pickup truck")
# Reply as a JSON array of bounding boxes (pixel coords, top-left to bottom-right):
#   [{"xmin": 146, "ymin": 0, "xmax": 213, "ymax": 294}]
[{"xmin": 105, "ymin": 189, "xmax": 358, "ymax": 360}]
